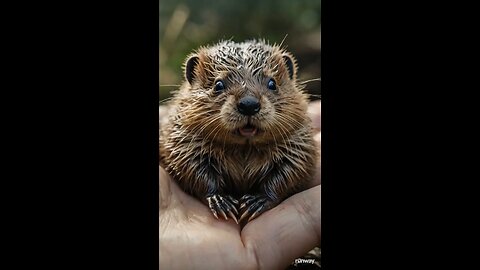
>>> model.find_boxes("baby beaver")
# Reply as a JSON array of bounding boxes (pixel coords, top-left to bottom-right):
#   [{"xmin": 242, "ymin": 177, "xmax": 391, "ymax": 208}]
[{"xmin": 160, "ymin": 40, "xmax": 319, "ymax": 224}]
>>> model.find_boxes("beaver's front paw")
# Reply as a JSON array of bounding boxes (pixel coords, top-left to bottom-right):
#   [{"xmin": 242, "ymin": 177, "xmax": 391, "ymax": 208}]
[
  {"xmin": 238, "ymin": 194, "xmax": 276, "ymax": 223},
  {"xmin": 206, "ymin": 194, "xmax": 239, "ymax": 224}
]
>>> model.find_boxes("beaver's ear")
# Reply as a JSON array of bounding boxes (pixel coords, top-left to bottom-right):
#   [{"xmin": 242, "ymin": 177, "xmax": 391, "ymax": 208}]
[
  {"xmin": 282, "ymin": 53, "xmax": 297, "ymax": 80},
  {"xmin": 185, "ymin": 55, "xmax": 199, "ymax": 85}
]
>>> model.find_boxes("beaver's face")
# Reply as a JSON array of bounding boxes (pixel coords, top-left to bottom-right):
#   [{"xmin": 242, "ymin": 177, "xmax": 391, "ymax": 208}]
[{"xmin": 179, "ymin": 40, "xmax": 310, "ymax": 145}]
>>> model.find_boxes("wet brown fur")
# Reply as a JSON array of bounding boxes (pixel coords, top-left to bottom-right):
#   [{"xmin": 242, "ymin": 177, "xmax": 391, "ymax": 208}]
[{"xmin": 160, "ymin": 40, "xmax": 318, "ymax": 220}]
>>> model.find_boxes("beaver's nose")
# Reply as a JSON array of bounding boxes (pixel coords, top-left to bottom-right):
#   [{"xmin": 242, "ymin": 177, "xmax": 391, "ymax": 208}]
[{"xmin": 237, "ymin": 96, "xmax": 260, "ymax": 116}]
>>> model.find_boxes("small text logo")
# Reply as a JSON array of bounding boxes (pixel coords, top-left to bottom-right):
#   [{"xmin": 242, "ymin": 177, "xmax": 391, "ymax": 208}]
[{"xmin": 294, "ymin": 258, "xmax": 316, "ymax": 266}]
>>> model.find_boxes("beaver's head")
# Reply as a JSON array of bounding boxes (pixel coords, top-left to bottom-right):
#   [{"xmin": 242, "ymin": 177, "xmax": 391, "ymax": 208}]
[{"xmin": 177, "ymin": 40, "xmax": 310, "ymax": 145}]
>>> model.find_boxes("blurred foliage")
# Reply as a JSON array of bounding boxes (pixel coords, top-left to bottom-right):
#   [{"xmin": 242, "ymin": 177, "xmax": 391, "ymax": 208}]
[{"xmin": 160, "ymin": 0, "xmax": 321, "ymax": 102}]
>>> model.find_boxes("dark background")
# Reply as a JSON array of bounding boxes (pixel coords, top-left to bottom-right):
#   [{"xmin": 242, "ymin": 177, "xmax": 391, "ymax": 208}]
[{"xmin": 159, "ymin": 0, "xmax": 321, "ymax": 102}]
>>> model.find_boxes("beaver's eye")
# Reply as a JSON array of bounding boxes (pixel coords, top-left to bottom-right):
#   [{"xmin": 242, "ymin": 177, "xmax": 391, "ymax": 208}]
[
  {"xmin": 214, "ymin": 80, "xmax": 225, "ymax": 92},
  {"xmin": 267, "ymin": 78, "xmax": 276, "ymax": 90}
]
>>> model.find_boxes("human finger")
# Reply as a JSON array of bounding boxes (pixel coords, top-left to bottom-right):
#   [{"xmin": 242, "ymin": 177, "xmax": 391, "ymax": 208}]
[{"xmin": 240, "ymin": 185, "xmax": 321, "ymax": 270}]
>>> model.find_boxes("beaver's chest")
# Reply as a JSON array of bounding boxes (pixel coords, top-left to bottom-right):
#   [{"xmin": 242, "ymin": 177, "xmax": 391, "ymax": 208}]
[{"xmin": 218, "ymin": 145, "xmax": 279, "ymax": 195}]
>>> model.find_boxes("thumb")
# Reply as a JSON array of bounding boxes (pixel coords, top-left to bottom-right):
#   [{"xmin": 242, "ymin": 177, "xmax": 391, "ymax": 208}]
[{"xmin": 241, "ymin": 185, "xmax": 321, "ymax": 269}]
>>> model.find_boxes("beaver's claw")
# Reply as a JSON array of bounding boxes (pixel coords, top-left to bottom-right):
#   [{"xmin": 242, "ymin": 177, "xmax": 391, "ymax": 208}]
[
  {"xmin": 238, "ymin": 194, "xmax": 274, "ymax": 223},
  {"xmin": 206, "ymin": 194, "xmax": 239, "ymax": 224}
]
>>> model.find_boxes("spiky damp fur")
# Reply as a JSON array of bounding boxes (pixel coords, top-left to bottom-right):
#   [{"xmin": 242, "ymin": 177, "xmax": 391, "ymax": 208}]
[{"xmin": 160, "ymin": 40, "xmax": 318, "ymax": 223}]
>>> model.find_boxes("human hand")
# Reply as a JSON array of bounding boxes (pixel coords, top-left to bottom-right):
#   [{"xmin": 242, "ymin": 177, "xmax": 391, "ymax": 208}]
[
  {"xmin": 159, "ymin": 101, "xmax": 321, "ymax": 270},
  {"xmin": 160, "ymin": 166, "xmax": 320, "ymax": 270}
]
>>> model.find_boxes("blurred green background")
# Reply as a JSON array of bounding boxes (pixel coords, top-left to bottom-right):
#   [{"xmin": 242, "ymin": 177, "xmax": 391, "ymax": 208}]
[{"xmin": 160, "ymin": 0, "xmax": 321, "ymax": 102}]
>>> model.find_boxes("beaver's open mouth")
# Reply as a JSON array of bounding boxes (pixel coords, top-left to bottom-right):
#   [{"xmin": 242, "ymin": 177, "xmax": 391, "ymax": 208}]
[{"xmin": 238, "ymin": 123, "xmax": 258, "ymax": 137}]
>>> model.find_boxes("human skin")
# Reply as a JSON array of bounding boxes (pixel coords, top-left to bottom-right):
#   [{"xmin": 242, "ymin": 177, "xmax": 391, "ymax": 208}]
[{"xmin": 159, "ymin": 100, "xmax": 321, "ymax": 270}]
